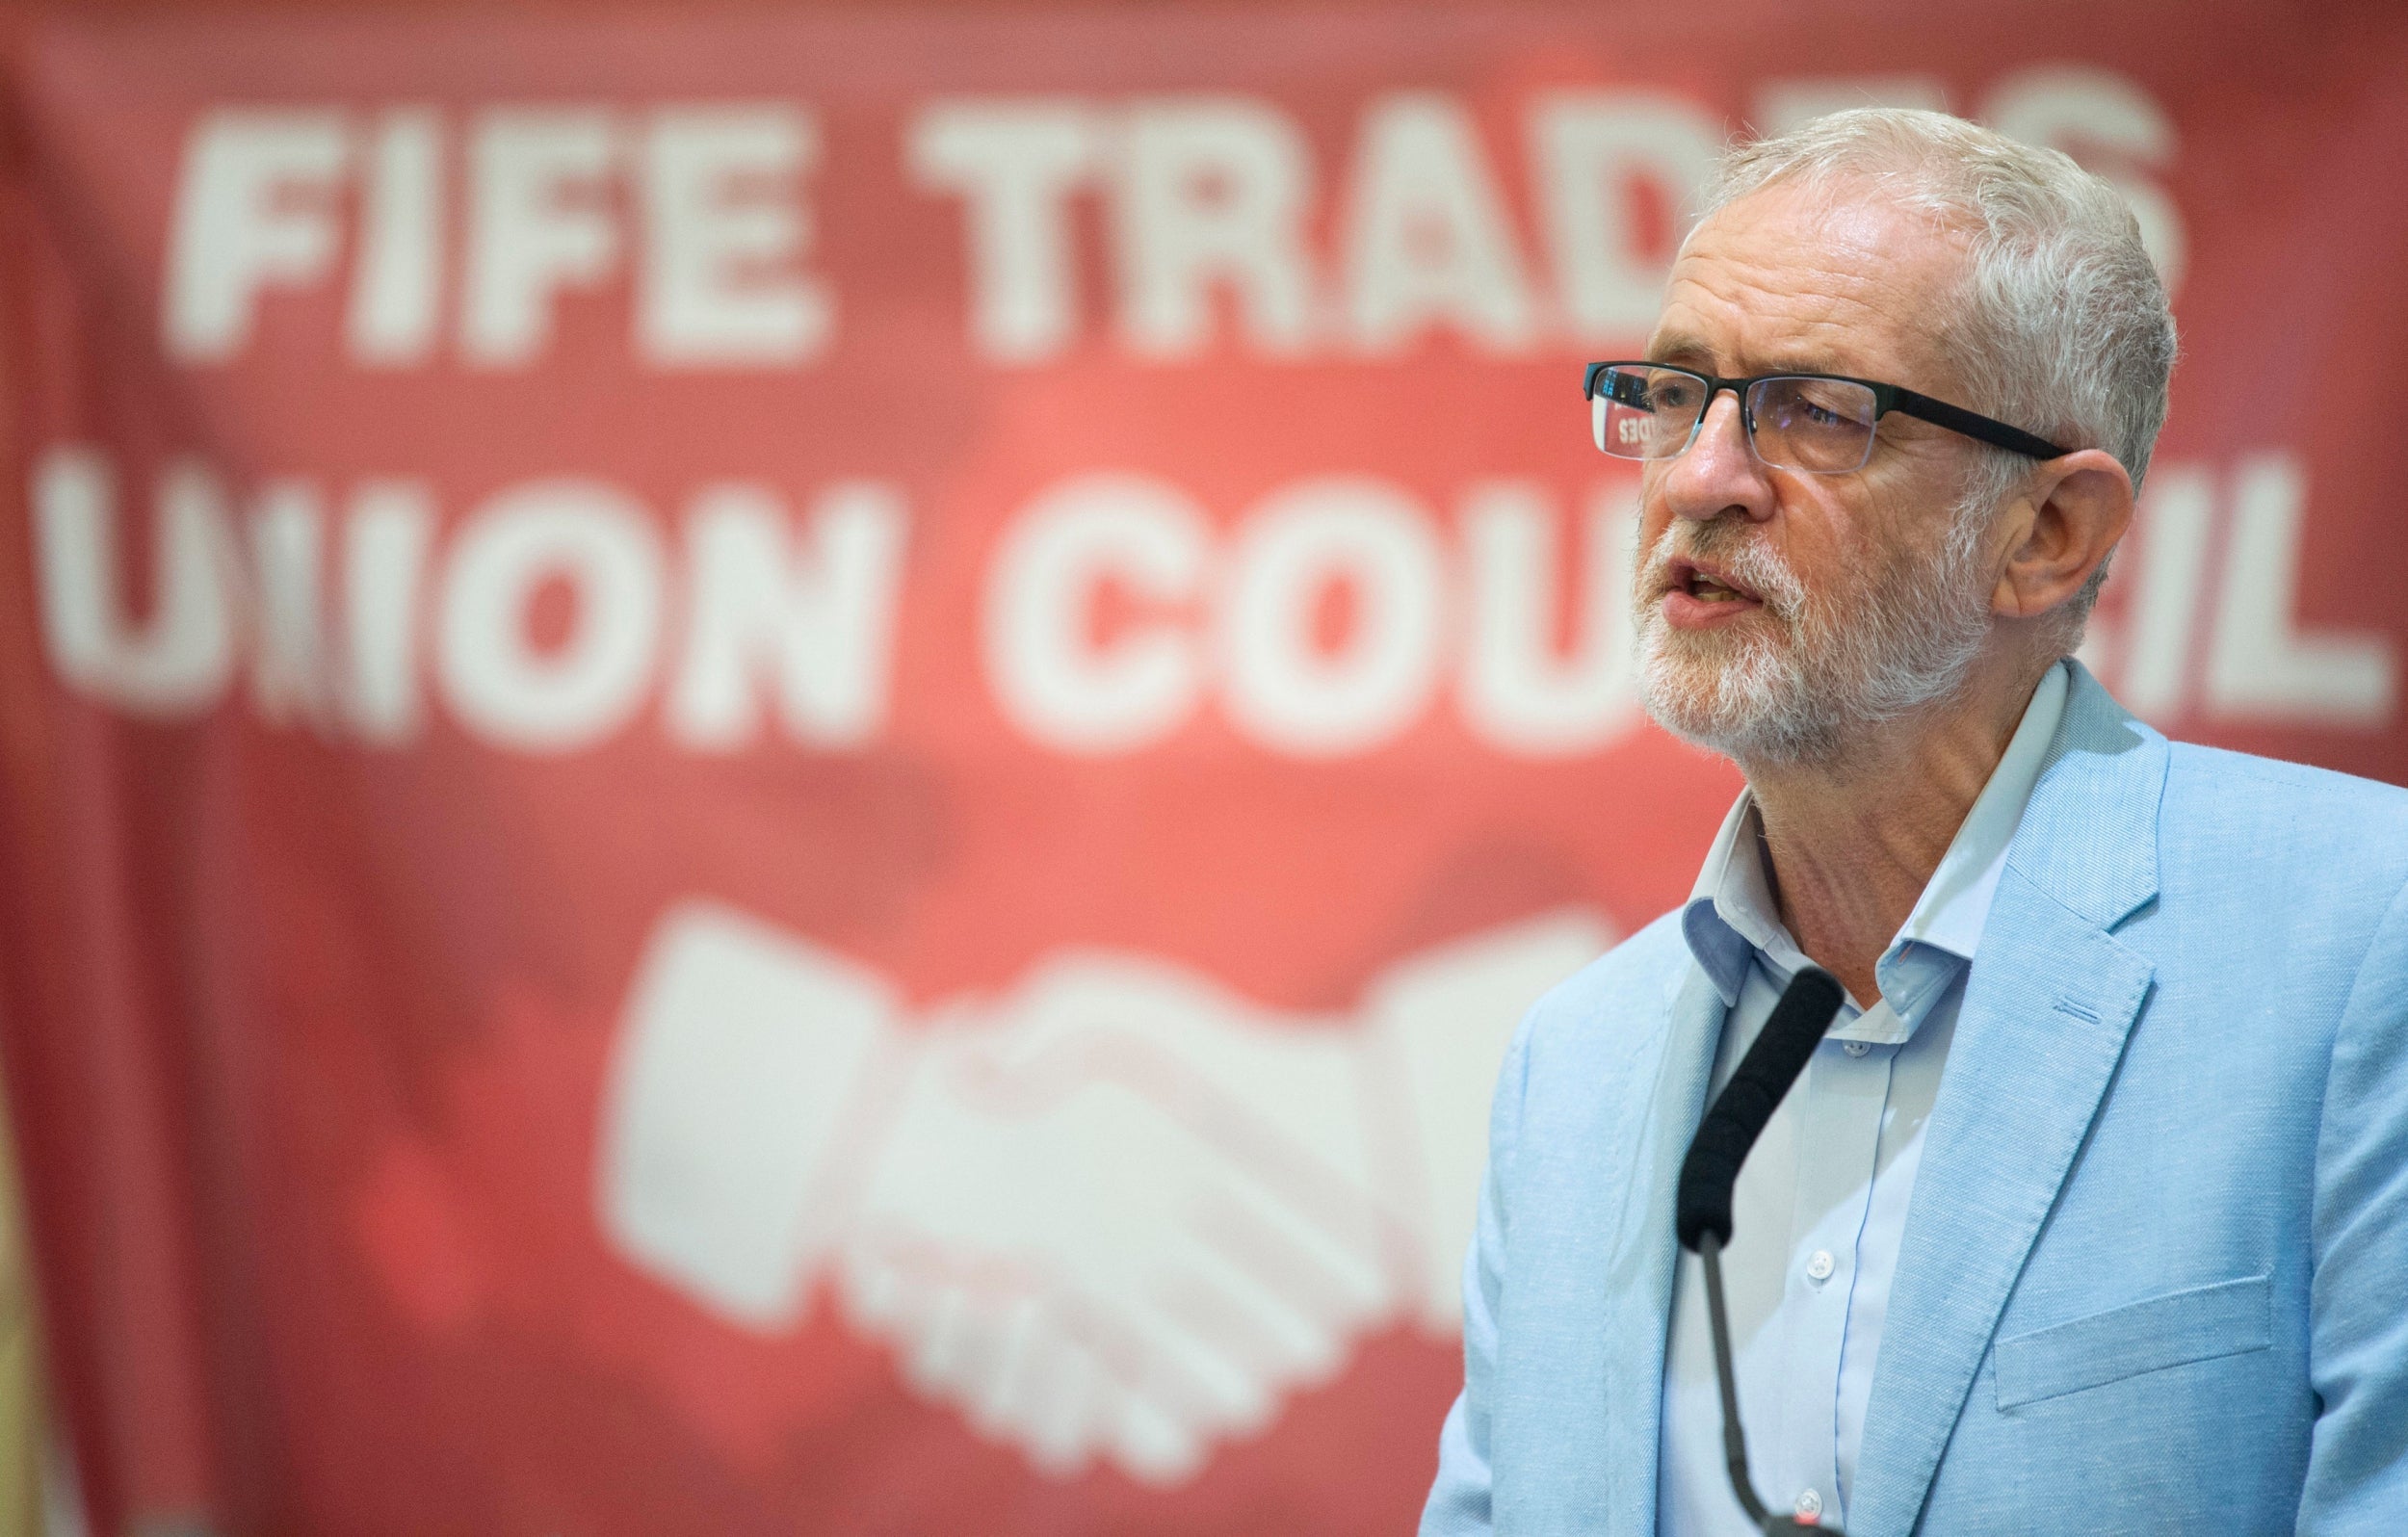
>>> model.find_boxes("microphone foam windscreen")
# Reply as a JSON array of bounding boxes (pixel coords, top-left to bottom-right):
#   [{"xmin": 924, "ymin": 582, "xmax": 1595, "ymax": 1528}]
[{"xmin": 1676, "ymin": 966, "xmax": 1845, "ymax": 1252}]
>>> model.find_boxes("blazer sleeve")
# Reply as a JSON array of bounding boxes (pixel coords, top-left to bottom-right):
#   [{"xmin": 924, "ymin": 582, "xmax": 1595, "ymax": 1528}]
[
  {"xmin": 1420, "ymin": 1005, "xmax": 1537, "ymax": 1537},
  {"xmin": 2299, "ymin": 874, "xmax": 2408, "ymax": 1533}
]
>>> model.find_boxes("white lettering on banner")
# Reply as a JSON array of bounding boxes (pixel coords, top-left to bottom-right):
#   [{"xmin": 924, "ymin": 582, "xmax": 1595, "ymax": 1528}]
[
  {"xmin": 1341, "ymin": 92, "xmax": 1538, "ymax": 353},
  {"xmin": 39, "ymin": 459, "xmax": 435, "ymax": 736},
  {"xmin": 34, "ymin": 450, "xmax": 238, "ymax": 714},
  {"xmin": 1457, "ymin": 479, "xmax": 1639, "ymax": 755},
  {"xmin": 1530, "ymin": 92, "xmax": 1722, "ymax": 344},
  {"xmin": 437, "ymin": 480, "xmax": 666, "ymax": 750},
  {"xmin": 349, "ymin": 108, "xmax": 445, "ymax": 367},
  {"xmin": 667, "ymin": 481, "xmax": 909, "ymax": 749},
  {"xmin": 36, "ymin": 448, "xmax": 2393, "ymax": 746},
  {"xmin": 156, "ymin": 70, "xmax": 2186, "ymax": 367},
  {"xmin": 169, "ymin": 106, "xmax": 833, "ymax": 370},
  {"xmin": 2111, "ymin": 464, "xmax": 2214, "ymax": 718},
  {"xmin": 165, "ymin": 109, "xmax": 349, "ymax": 362},
  {"xmin": 30, "ymin": 447, "xmax": 910, "ymax": 749},
  {"xmin": 639, "ymin": 106, "xmax": 832, "ymax": 366},
  {"xmin": 1981, "ymin": 66, "xmax": 2186, "ymax": 293},
  {"xmin": 901, "ymin": 75, "xmax": 2181, "ymax": 359},
  {"xmin": 2076, "ymin": 453, "xmax": 2397, "ymax": 726},
  {"xmin": 2204, "ymin": 454, "xmax": 2395, "ymax": 725},
  {"xmin": 982, "ymin": 473, "xmax": 1639, "ymax": 758},
  {"xmin": 984, "ymin": 472, "xmax": 1211, "ymax": 753},
  {"xmin": 247, "ymin": 480, "xmax": 334, "ymax": 727},
  {"xmin": 462, "ymin": 110, "xmax": 621, "ymax": 367},
  {"xmin": 341, "ymin": 482, "xmax": 438, "ymax": 742},
  {"xmin": 1219, "ymin": 477, "xmax": 1447, "ymax": 756},
  {"xmin": 1751, "ymin": 75, "xmax": 1949, "ymax": 136},
  {"xmin": 1115, "ymin": 97, "xmax": 1318, "ymax": 358},
  {"xmin": 915, "ymin": 91, "xmax": 1563, "ymax": 363},
  {"xmin": 594, "ymin": 898, "xmax": 1616, "ymax": 1481},
  {"xmin": 909, "ymin": 100, "xmax": 1105, "ymax": 365}
]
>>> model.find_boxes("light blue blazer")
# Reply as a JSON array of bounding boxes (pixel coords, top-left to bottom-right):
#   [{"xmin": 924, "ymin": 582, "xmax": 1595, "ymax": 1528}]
[{"xmin": 1424, "ymin": 664, "xmax": 2408, "ymax": 1536}]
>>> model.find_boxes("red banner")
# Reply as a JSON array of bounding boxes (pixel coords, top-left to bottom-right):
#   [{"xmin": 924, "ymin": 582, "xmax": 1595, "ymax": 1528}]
[{"xmin": 3, "ymin": 4, "xmax": 2405, "ymax": 1532}]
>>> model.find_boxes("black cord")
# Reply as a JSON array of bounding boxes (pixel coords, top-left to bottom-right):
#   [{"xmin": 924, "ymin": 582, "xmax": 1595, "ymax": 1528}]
[
  {"xmin": 1696, "ymin": 1233, "xmax": 1847, "ymax": 1534},
  {"xmin": 1698, "ymin": 1234, "xmax": 1772, "ymax": 1528}
]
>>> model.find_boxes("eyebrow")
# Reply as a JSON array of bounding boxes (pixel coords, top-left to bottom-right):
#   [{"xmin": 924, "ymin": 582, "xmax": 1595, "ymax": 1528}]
[
  {"xmin": 1644, "ymin": 331, "xmax": 1716, "ymax": 369},
  {"xmin": 1642, "ymin": 331, "xmax": 1859, "ymax": 379}
]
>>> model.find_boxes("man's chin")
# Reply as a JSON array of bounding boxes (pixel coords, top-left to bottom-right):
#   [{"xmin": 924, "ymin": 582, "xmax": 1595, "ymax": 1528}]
[
  {"xmin": 1638, "ymin": 615, "xmax": 1779, "ymax": 693},
  {"xmin": 1636, "ymin": 632, "xmax": 1835, "ymax": 766},
  {"xmin": 1640, "ymin": 682, "xmax": 1759, "ymax": 756}
]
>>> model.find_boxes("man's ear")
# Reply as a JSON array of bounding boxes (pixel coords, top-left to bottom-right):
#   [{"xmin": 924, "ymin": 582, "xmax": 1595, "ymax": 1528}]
[{"xmin": 1990, "ymin": 448, "xmax": 2134, "ymax": 620}]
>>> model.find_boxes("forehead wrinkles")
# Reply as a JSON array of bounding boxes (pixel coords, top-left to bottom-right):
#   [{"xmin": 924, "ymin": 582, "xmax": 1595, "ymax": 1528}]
[{"xmin": 1656, "ymin": 184, "xmax": 1970, "ymax": 391}]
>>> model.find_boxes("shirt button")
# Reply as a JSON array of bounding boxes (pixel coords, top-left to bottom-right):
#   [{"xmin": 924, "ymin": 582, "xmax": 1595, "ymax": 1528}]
[
  {"xmin": 1795, "ymin": 1487, "xmax": 1824, "ymax": 1521},
  {"xmin": 1805, "ymin": 1249, "xmax": 1836, "ymax": 1284},
  {"xmin": 1843, "ymin": 1039, "xmax": 1871, "ymax": 1057}
]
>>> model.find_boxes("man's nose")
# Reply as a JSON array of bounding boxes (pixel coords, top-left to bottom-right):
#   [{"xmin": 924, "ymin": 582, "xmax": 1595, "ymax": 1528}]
[{"xmin": 1662, "ymin": 390, "xmax": 1774, "ymax": 524}]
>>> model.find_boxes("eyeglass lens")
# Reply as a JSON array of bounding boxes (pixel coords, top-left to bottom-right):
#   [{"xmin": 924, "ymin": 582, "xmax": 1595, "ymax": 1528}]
[{"xmin": 1590, "ymin": 366, "xmax": 1882, "ymax": 475}]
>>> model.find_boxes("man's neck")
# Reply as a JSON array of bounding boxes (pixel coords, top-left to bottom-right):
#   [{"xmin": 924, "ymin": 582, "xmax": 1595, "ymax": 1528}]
[{"xmin": 1741, "ymin": 654, "xmax": 2055, "ymax": 1005}]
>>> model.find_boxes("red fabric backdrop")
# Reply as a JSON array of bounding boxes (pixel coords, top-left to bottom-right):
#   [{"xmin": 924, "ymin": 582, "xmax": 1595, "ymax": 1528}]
[{"xmin": 3, "ymin": 3, "xmax": 2405, "ymax": 1532}]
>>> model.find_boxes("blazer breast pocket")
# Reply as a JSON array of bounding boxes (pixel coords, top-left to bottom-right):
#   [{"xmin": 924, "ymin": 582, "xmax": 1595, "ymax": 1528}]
[{"xmin": 1993, "ymin": 1272, "xmax": 2273, "ymax": 1411}]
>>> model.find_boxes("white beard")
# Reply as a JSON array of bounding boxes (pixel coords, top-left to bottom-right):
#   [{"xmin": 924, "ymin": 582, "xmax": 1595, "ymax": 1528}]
[{"xmin": 1633, "ymin": 507, "xmax": 1994, "ymax": 768}]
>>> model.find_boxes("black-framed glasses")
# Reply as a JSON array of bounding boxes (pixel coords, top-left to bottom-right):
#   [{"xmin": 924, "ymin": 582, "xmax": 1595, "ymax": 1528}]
[{"xmin": 1583, "ymin": 360, "xmax": 2069, "ymax": 475}]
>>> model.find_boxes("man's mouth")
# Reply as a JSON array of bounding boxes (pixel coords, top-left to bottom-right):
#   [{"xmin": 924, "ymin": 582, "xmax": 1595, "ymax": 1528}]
[{"xmin": 1669, "ymin": 559, "xmax": 1763, "ymax": 606}]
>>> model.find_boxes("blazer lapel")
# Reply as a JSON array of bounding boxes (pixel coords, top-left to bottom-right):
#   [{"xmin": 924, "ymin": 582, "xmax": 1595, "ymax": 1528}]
[
  {"xmin": 1594, "ymin": 962, "xmax": 1726, "ymax": 1537},
  {"xmin": 1847, "ymin": 665, "xmax": 2167, "ymax": 1537}
]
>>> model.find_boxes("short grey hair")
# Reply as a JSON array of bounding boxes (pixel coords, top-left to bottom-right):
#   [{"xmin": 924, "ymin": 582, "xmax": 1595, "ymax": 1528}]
[{"xmin": 1695, "ymin": 108, "xmax": 2178, "ymax": 640}]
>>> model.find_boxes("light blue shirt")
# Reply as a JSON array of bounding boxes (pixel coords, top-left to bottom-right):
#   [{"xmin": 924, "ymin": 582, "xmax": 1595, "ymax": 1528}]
[{"xmin": 1658, "ymin": 662, "xmax": 2070, "ymax": 1534}]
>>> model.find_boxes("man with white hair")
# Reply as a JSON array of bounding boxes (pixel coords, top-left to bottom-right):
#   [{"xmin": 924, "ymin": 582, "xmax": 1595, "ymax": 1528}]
[{"xmin": 1423, "ymin": 108, "xmax": 2408, "ymax": 1535}]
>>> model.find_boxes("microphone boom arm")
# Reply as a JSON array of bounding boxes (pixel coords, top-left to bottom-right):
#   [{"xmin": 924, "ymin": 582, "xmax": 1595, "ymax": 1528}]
[
  {"xmin": 1700, "ymin": 1234, "xmax": 1770, "ymax": 1527},
  {"xmin": 1675, "ymin": 966, "xmax": 1847, "ymax": 1534}
]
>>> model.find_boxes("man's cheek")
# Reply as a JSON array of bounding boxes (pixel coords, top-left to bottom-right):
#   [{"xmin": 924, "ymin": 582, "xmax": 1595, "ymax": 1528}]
[{"xmin": 1635, "ymin": 480, "xmax": 1679, "ymax": 543}]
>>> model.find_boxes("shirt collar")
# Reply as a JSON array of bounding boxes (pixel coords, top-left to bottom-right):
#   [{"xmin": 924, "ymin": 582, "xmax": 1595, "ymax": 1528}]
[{"xmin": 1680, "ymin": 661, "xmax": 2073, "ymax": 1042}]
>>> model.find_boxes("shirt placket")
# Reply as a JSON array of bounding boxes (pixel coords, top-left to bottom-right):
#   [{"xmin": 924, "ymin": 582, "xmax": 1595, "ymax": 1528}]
[{"xmin": 1770, "ymin": 1037, "xmax": 1892, "ymax": 1527}]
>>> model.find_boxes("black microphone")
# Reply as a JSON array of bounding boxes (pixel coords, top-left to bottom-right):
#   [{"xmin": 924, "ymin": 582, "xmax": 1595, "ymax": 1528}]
[
  {"xmin": 1676, "ymin": 965, "xmax": 1847, "ymax": 1533},
  {"xmin": 1679, "ymin": 965, "xmax": 1846, "ymax": 1254}
]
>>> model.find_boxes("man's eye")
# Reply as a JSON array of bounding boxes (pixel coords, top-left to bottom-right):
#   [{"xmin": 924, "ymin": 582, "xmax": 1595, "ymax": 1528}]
[{"xmin": 1780, "ymin": 386, "xmax": 1871, "ymax": 430}]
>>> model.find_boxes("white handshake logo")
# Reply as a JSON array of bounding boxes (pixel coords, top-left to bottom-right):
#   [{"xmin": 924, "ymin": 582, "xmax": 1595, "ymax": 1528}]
[{"xmin": 594, "ymin": 900, "xmax": 1609, "ymax": 1484}]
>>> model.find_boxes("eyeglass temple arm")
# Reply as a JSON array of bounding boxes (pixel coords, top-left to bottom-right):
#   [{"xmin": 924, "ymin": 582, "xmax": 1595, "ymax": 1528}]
[{"xmin": 1888, "ymin": 387, "xmax": 2069, "ymax": 461}]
